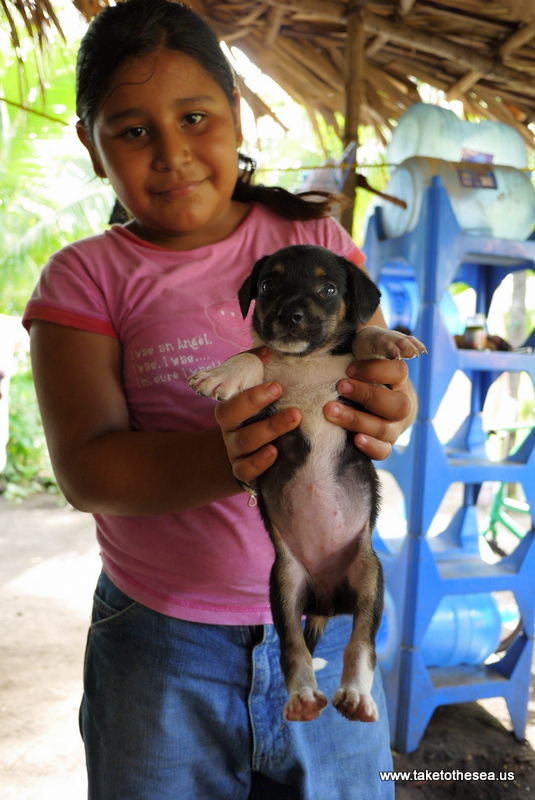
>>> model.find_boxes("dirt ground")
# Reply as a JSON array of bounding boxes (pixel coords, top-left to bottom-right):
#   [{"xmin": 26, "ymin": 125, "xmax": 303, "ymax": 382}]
[
  {"xmin": 1, "ymin": 492, "xmax": 535, "ymax": 799},
  {"xmin": 394, "ymin": 701, "xmax": 535, "ymax": 799}
]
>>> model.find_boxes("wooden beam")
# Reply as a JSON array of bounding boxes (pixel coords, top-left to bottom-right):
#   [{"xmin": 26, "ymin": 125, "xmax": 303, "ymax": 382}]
[
  {"xmin": 365, "ymin": 33, "xmax": 389, "ymax": 58},
  {"xmin": 363, "ymin": 11, "xmax": 535, "ymax": 97},
  {"xmin": 264, "ymin": 5, "xmax": 285, "ymax": 48},
  {"xmin": 398, "ymin": 0, "xmax": 416, "ymax": 16},
  {"xmin": 276, "ymin": 36, "xmax": 342, "ymax": 92},
  {"xmin": 446, "ymin": 69, "xmax": 483, "ymax": 101},
  {"xmin": 472, "ymin": 87, "xmax": 535, "ymax": 149},
  {"xmin": 499, "ymin": 20, "xmax": 535, "ymax": 58},
  {"xmin": 341, "ymin": 0, "xmax": 366, "ymax": 233},
  {"xmin": 267, "ymin": 0, "xmax": 345, "ymax": 24}
]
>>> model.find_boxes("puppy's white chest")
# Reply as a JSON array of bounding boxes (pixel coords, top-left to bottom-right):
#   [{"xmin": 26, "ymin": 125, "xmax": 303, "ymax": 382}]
[{"xmin": 264, "ymin": 353, "xmax": 352, "ymax": 440}]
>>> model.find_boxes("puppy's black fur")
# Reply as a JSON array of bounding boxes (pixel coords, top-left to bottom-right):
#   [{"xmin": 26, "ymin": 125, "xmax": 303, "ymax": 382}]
[{"xmin": 190, "ymin": 244, "xmax": 425, "ymax": 722}]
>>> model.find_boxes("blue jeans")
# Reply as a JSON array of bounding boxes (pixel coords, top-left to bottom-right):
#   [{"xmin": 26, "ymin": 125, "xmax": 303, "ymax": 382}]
[{"xmin": 80, "ymin": 571, "xmax": 394, "ymax": 799}]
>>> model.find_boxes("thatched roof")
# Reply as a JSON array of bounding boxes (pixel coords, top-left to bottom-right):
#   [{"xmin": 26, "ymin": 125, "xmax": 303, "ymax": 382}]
[
  {"xmin": 4, "ymin": 0, "xmax": 535, "ymax": 227},
  {"xmin": 70, "ymin": 0, "xmax": 535, "ymax": 152},
  {"xmin": 5, "ymin": 1, "xmax": 535, "ymax": 150}
]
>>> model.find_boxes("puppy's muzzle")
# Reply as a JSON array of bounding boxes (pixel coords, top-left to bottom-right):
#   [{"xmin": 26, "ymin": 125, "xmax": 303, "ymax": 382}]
[{"xmin": 276, "ymin": 302, "xmax": 306, "ymax": 329}]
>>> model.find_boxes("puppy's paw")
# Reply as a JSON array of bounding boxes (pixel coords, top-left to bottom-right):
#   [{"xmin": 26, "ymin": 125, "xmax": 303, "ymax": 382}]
[
  {"xmin": 188, "ymin": 353, "xmax": 265, "ymax": 401},
  {"xmin": 332, "ymin": 688, "xmax": 378, "ymax": 722},
  {"xmin": 188, "ymin": 366, "xmax": 238, "ymax": 400},
  {"xmin": 284, "ymin": 687, "xmax": 328, "ymax": 722},
  {"xmin": 353, "ymin": 325, "xmax": 427, "ymax": 361}
]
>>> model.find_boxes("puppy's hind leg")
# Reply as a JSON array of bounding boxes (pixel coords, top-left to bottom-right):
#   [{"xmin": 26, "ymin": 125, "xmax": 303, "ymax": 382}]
[
  {"xmin": 332, "ymin": 540, "xmax": 384, "ymax": 722},
  {"xmin": 270, "ymin": 542, "xmax": 328, "ymax": 722}
]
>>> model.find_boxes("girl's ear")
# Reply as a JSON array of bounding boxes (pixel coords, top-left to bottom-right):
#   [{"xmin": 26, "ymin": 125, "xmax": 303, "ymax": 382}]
[
  {"xmin": 231, "ymin": 88, "xmax": 244, "ymax": 149},
  {"xmin": 76, "ymin": 121, "xmax": 107, "ymax": 179}
]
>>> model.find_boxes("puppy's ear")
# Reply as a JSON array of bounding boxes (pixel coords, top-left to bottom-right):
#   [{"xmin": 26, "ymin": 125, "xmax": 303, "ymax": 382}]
[
  {"xmin": 238, "ymin": 255, "xmax": 270, "ymax": 319},
  {"xmin": 338, "ymin": 256, "xmax": 381, "ymax": 325}
]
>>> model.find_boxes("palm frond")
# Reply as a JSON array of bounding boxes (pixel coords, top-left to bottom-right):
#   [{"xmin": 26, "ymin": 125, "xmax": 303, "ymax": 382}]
[
  {"xmin": 1, "ymin": 0, "xmax": 66, "ymax": 97},
  {"xmin": 1, "ymin": 0, "xmax": 64, "ymax": 47}
]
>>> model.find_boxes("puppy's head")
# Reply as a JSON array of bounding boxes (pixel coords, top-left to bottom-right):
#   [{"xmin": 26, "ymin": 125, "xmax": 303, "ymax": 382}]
[{"xmin": 239, "ymin": 244, "xmax": 381, "ymax": 355}]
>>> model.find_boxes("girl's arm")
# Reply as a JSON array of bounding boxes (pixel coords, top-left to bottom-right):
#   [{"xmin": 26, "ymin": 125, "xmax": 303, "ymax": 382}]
[{"xmin": 30, "ymin": 320, "xmax": 300, "ymax": 516}]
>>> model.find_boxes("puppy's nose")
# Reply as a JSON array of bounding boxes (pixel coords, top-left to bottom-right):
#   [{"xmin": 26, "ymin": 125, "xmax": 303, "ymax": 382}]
[{"xmin": 277, "ymin": 305, "xmax": 305, "ymax": 325}]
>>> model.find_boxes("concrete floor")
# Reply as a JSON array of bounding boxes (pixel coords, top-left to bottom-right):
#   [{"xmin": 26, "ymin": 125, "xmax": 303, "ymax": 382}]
[
  {"xmin": 1, "ymin": 485, "xmax": 534, "ymax": 799},
  {"xmin": 0, "ymin": 493, "xmax": 100, "ymax": 800}
]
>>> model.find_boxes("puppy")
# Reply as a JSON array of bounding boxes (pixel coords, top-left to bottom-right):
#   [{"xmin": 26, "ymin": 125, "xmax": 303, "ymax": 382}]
[{"xmin": 189, "ymin": 245, "xmax": 425, "ymax": 723}]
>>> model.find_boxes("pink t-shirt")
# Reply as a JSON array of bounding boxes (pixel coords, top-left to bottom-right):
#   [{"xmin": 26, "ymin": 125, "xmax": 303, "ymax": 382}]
[{"xmin": 24, "ymin": 203, "xmax": 364, "ymax": 624}]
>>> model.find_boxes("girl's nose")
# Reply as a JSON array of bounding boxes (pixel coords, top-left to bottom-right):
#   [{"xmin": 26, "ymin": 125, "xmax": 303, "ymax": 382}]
[{"xmin": 153, "ymin": 129, "xmax": 191, "ymax": 171}]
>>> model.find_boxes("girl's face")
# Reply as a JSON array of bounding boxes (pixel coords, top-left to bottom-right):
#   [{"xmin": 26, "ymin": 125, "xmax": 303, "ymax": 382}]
[{"xmin": 77, "ymin": 49, "xmax": 247, "ymax": 250}]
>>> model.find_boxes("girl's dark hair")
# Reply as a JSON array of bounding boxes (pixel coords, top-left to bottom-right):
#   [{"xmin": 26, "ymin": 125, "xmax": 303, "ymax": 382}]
[{"xmin": 77, "ymin": 0, "xmax": 341, "ymax": 222}]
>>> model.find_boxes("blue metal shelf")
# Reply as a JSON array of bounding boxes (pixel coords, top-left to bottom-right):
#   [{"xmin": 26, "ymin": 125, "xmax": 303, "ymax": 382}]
[{"xmin": 365, "ymin": 176, "xmax": 535, "ymax": 753}]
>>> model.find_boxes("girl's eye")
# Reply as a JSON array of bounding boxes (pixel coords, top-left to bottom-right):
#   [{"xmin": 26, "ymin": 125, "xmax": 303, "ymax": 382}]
[
  {"xmin": 319, "ymin": 283, "xmax": 337, "ymax": 295},
  {"xmin": 260, "ymin": 279, "xmax": 274, "ymax": 293},
  {"xmin": 124, "ymin": 126, "xmax": 147, "ymax": 139},
  {"xmin": 182, "ymin": 112, "xmax": 205, "ymax": 126}
]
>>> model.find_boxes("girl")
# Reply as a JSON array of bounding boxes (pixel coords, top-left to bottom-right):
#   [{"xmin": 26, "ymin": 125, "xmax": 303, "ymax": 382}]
[{"xmin": 24, "ymin": 1, "xmax": 414, "ymax": 797}]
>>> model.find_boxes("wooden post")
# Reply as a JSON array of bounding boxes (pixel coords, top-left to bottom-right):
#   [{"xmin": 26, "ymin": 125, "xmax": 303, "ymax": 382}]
[{"xmin": 341, "ymin": 0, "xmax": 367, "ymax": 234}]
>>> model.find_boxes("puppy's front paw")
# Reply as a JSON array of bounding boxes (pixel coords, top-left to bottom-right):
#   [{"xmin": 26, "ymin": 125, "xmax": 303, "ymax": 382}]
[
  {"xmin": 188, "ymin": 366, "xmax": 238, "ymax": 400},
  {"xmin": 353, "ymin": 325, "xmax": 427, "ymax": 361},
  {"xmin": 188, "ymin": 352, "xmax": 265, "ymax": 401},
  {"xmin": 332, "ymin": 688, "xmax": 378, "ymax": 722},
  {"xmin": 284, "ymin": 687, "xmax": 328, "ymax": 722}
]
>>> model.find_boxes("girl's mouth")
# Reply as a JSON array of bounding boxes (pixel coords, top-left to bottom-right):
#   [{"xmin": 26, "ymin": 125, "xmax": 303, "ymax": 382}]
[{"xmin": 154, "ymin": 180, "xmax": 204, "ymax": 197}]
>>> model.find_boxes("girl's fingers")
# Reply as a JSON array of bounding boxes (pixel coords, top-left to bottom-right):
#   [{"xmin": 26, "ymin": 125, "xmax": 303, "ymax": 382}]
[
  {"xmin": 347, "ymin": 357, "xmax": 409, "ymax": 386},
  {"xmin": 215, "ymin": 382, "xmax": 282, "ymax": 431},
  {"xmin": 353, "ymin": 434, "xmax": 393, "ymax": 462},
  {"xmin": 226, "ymin": 406, "xmax": 301, "ymax": 461},
  {"xmin": 232, "ymin": 444, "xmax": 279, "ymax": 485},
  {"xmin": 323, "ymin": 358, "xmax": 414, "ymax": 462},
  {"xmin": 332, "ymin": 379, "xmax": 412, "ymax": 425},
  {"xmin": 324, "ymin": 401, "xmax": 399, "ymax": 445},
  {"xmin": 215, "ymin": 381, "xmax": 301, "ymax": 481},
  {"xmin": 324, "ymin": 397, "xmax": 401, "ymax": 461}
]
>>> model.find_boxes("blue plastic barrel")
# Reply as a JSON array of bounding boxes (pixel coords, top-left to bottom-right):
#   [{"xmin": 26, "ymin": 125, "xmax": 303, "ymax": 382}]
[
  {"xmin": 420, "ymin": 593, "xmax": 502, "ymax": 667},
  {"xmin": 376, "ymin": 588, "xmax": 397, "ymax": 669},
  {"xmin": 377, "ymin": 591, "xmax": 504, "ymax": 668},
  {"xmin": 381, "ymin": 156, "xmax": 535, "ymax": 241}
]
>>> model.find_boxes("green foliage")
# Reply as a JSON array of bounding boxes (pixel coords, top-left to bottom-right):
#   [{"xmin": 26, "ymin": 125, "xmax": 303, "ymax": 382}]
[
  {"xmin": 0, "ymin": 23, "xmax": 113, "ymax": 496},
  {"xmin": 2, "ymin": 357, "xmax": 58, "ymax": 499},
  {"xmin": 0, "ymin": 29, "xmax": 114, "ymax": 315}
]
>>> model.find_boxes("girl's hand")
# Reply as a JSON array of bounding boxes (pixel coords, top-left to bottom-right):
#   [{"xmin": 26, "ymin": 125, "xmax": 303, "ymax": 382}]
[
  {"xmin": 215, "ymin": 382, "xmax": 301, "ymax": 485},
  {"xmin": 324, "ymin": 358, "xmax": 416, "ymax": 461}
]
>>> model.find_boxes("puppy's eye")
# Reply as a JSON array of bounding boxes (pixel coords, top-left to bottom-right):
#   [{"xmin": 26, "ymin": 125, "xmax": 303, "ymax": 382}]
[
  {"xmin": 260, "ymin": 279, "xmax": 275, "ymax": 293},
  {"xmin": 319, "ymin": 283, "xmax": 337, "ymax": 295}
]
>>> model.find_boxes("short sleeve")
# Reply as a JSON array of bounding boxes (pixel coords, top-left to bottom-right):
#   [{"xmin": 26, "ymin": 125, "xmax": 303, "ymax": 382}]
[{"xmin": 23, "ymin": 246, "xmax": 118, "ymax": 338}]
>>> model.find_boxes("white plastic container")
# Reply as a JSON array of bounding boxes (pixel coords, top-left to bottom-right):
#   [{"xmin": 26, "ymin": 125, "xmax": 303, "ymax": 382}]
[
  {"xmin": 381, "ymin": 156, "xmax": 535, "ymax": 240},
  {"xmin": 387, "ymin": 103, "xmax": 527, "ymax": 169}
]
